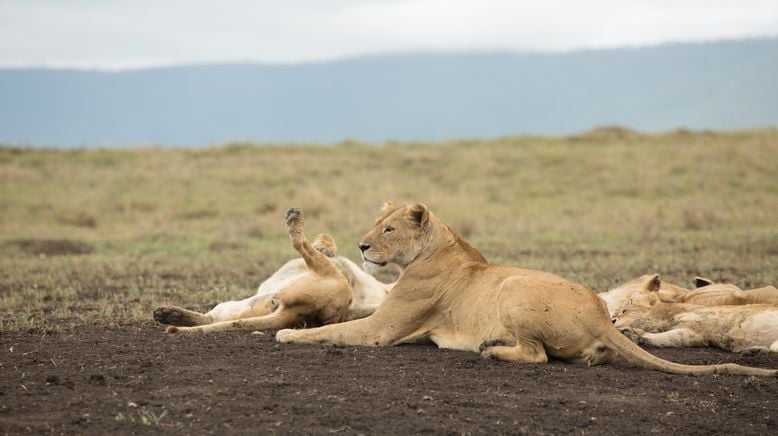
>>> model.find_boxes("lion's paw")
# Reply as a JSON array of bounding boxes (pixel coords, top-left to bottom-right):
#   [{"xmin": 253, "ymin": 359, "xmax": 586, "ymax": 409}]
[
  {"xmin": 154, "ymin": 306, "xmax": 183, "ymax": 325},
  {"xmin": 480, "ymin": 349, "xmax": 500, "ymax": 360},
  {"xmin": 478, "ymin": 339, "xmax": 516, "ymax": 352},
  {"xmin": 618, "ymin": 327, "xmax": 645, "ymax": 344},
  {"xmin": 285, "ymin": 208, "xmax": 304, "ymax": 227},
  {"xmin": 153, "ymin": 306, "xmax": 208, "ymax": 327},
  {"xmin": 276, "ymin": 329, "xmax": 296, "ymax": 343},
  {"xmin": 165, "ymin": 325, "xmax": 204, "ymax": 334},
  {"xmin": 312, "ymin": 233, "xmax": 337, "ymax": 257}
]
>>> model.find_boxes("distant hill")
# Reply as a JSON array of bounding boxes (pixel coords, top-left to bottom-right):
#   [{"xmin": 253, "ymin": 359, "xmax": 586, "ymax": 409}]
[{"xmin": 1, "ymin": 38, "xmax": 777, "ymax": 147}]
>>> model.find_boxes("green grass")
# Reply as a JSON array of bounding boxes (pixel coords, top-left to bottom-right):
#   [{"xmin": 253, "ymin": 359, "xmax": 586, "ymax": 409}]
[{"xmin": 1, "ymin": 128, "xmax": 777, "ymax": 331}]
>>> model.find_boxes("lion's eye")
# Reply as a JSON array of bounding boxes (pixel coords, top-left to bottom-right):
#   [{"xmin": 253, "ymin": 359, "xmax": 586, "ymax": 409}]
[{"xmin": 383, "ymin": 226, "xmax": 394, "ymax": 234}]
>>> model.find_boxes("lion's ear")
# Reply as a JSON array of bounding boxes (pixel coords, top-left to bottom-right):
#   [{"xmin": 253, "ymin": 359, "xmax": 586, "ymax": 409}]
[
  {"xmin": 405, "ymin": 203, "xmax": 429, "ymax": 227},
  {"xmin": 643, "ymin": 274, "xmax": 661, "ymax": 293},
  {"xmin": 375, "ymin": 201, "xmax": 399, "ymax": 224},
  {"xmin": 381, "ymin": 201, "xmax": 398, "ymax": 214},
  {"xmin": 694, "ymin": 277, "xmax": 714, "ymax": 288}
]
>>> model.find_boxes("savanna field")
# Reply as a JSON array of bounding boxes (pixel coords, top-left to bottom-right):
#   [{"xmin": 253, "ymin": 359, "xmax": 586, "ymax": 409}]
[{"xmin": 2, "ymin": 129, "xmax": 778, "ymax": 434}]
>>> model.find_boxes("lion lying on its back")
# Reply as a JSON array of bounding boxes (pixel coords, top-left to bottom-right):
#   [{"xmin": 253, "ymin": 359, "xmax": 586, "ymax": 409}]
[
  {"xmin": 276, "ymin": 202, "xmax": 777, "ymax": 376},
  {"xmin": 154, "ymin": 208, "xmax": 393, "ymax": 334}
]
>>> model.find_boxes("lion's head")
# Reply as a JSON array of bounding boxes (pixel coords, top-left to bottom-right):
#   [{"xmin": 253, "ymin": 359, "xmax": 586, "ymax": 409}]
[
  {"xmin": 611, "ymin": 274, "xmax": 663, "ymax": 319},
  {"xmin": 358, "ymin": 202, "xmax": 431, "ymax": 268}
]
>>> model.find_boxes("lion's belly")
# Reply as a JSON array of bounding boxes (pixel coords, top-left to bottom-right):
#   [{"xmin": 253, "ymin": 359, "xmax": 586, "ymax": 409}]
[
  {"xmin": 427, "ymin": 316, "xmax": 512, "ymax": 351},
  {"xmin": 422, "ymin": 273, "xmax": 518, "ymax": 352},
  {"xmin": 428, "ymin": 331, "xmax": 485, "ymax": 352},
  {"xmin": 256, "ymin": 259, "xmax": 309, "ymax": 296}
]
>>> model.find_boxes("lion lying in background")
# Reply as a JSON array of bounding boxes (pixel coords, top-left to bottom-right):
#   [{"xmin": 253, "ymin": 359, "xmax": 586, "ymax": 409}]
[
  {"xmin": 154, "ymin": 208, "xmax": 393, "ymax": 334},
  {"xmin": 599, "ymin": 275, "xmax": 778, "ymax": 319},
  {"xmin": 614, "ymin": 275, "xmax": 778, "ymax": 354},
  {"xmin": 685, "ymin": 277, "xmax": 778, "ymax": 306}
]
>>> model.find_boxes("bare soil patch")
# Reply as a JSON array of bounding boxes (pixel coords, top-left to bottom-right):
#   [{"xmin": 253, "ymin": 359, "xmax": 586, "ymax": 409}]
[{"xmin": 2, "ymin": 323, "xmax": 777, "ymax": 434}]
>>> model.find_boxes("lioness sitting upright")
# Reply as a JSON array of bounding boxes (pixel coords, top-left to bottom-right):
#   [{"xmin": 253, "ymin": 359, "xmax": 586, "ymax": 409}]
[{"xmin": 277, "ymin": 202, "xmax": 777, "ymax": 376}]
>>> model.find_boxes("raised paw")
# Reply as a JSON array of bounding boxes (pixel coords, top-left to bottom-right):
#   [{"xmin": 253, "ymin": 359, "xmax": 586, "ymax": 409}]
[
  {"xmin": 285, "ymin": 208, "xmax": 304, "ymax": 227},
  {"xmin": 479, "ymin": 339, "xmax": 516, "ymax": 352},
  {"xmin": 312, "ymin": 233, "xmax": 337, "ymax": 257}
]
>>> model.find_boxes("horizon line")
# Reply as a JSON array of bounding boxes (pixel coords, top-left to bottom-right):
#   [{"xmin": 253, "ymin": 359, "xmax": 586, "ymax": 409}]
[
  {"xmin": 3, "ymin": 126, "xmax": 777, "ymax": 150},
  {"xmin": 1, "ymin": 35, "xmax": 775, "ymax": 72}
]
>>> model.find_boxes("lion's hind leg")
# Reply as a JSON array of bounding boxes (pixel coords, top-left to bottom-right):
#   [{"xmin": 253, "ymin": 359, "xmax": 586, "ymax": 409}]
[
  {"xmin": 155, "ymin": 295, "xmax": 273, "ymax": 327},
  {"xmin": 154, "ymin": 306, "xmax": 212, "ymax": 326},
  {"xmin": 286, "ymin": 208, "xmax": 341, "ymax": 278},
  {"xmin": 166, "ymin": 307, "xmax": 302, "ymax": 334}
]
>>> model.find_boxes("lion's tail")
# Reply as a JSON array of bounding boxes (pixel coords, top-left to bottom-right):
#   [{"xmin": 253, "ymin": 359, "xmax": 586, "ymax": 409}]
[{"xmin": 600, "ymin": 328, "xmax": 778, "ymax": 376}]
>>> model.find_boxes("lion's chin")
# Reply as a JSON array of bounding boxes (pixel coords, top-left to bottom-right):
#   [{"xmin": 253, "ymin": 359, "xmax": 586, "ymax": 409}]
[{"xmin": 363, "ymin": 257, "xmax": 388, "ymax": 267}]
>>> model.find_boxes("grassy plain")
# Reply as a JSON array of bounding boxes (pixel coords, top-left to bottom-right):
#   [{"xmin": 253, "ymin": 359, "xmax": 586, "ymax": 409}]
[{"xmin": 1, "ymin": 128, "xmax": 777, "ymax": 332}]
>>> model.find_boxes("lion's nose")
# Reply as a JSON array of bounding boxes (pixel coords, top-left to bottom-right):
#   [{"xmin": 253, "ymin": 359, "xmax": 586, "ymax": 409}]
[{"xmin": 358, "ymin": 242, "xmax": 370, "ymax": 252}]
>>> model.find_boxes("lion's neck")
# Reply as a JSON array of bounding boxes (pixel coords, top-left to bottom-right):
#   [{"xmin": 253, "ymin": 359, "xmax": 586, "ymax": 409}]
[
  {"xmin": 408, "ymin": 217, "xmax": 487, "ymax": 274},
  {"xmin": 449, "ymin": 230, "xmax": 487, "ymax": 263}
]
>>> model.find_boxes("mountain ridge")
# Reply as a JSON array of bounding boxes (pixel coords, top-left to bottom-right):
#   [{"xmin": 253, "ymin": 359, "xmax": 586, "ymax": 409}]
[{"xmin": 1, "ymin": 38, "xmax": 776, "ymax": 147}]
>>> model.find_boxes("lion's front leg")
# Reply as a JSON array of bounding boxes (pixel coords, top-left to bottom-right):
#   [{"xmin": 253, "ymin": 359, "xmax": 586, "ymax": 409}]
[
  {"xmin": 346, "ymin": 304, "xmax": 381, "ymax": 321},
  {"xmin": 639, "ymin": 328, "xmax": 707, "ymax": 348},
  {"xmin": 276, "ymin": 316, "xmax": 408, "ymax": 347},
  {"xmin": 167, "ymin": 308, "xmax": 301, "ymax": 334}
]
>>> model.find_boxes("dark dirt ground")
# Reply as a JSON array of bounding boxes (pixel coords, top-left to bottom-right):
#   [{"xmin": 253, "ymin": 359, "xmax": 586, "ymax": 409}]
[{"xmin": 1, "ymin": 323, "xmax": 777, "ymax": 435}]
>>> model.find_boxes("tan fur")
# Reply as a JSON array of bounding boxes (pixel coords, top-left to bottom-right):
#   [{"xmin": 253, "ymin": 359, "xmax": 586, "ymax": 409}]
[
  {"xmin": 600, "ymin": 276, "xmax": 778, "ymax": 318},
  {"xmin": 276, "ymin": 203, "xmax": 777, "ymax": 376},
  {"xmin": 683, "ymin": 279, "xmax": 778, "ymax": 306},
  {"xmin": 154, "ymin": 208, "xmax": 393, "ymax": 334},
  {"xmin": 599, "ymin": 274, "xmax": 688, "ymax": 318},
  {"xmin": 615, "ymin": 276, "xmax": 778, "ymax": 354}
]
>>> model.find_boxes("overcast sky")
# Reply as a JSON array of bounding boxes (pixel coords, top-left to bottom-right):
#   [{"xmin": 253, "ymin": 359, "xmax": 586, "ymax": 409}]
[{"xmin": 1, "ymin": 0, "xmax": 777, "ymax": 70}]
